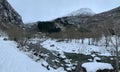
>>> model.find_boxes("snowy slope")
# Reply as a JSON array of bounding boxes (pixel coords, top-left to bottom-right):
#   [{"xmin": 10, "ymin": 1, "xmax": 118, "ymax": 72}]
[
  {"xmin": 68, "ymin": 8, "xmax": 96, "ymax": 16},
  {"xmin": 0, "ymin": 37, "xmax": 65, "ymax": 72}
]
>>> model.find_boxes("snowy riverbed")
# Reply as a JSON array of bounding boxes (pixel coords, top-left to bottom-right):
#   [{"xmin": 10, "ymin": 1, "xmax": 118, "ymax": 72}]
[{"xmin": 41, "ymin": 38, "xmax": 112, "ymax": 56}]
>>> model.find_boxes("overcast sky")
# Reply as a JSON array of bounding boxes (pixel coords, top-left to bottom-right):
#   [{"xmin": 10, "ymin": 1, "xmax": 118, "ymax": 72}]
[{"xmin": 8, "ymin": 0, "xmax": 120, "ymax": 23}]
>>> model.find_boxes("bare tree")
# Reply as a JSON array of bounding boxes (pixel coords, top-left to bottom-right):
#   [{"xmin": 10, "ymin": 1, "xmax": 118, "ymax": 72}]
[{"xmin": 102, "ymin": 19, "xmax": 120, "ymax": 72}]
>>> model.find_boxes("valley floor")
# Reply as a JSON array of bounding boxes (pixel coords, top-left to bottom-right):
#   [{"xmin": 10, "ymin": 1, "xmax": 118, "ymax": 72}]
[{"xmin": 0, "ymin": 36, "xmax": 116, "ymax": 72}]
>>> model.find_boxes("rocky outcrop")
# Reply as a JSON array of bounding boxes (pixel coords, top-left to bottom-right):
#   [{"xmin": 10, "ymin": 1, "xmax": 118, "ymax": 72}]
[
  {"xmin": 0, "ymin": 0, "xmax": 23, "ymax": 30},
  {"xmin": 54, "ymin": 16, "xmax": 90, "ymax": 27}
]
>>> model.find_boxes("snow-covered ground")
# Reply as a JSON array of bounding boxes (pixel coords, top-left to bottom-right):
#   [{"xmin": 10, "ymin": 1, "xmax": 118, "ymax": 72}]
[
  {"xmin": 82, "ymin": 62, "xmax": 113, "ymax": 72},
  {"xmin": 0, "ymin": 37, "xmax": 66, "ymax": 72},
  {"xmin": 40, "ymin": 38, "xmax": 112, "ymax": 56},
  {"xmin": 82, "ymin": 57, "xmax": 113, "ymax": 72}
]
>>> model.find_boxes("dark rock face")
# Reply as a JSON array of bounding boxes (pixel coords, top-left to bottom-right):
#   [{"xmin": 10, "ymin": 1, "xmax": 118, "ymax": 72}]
[
  {"xmin": 0, "ymin": 0, "xmax": 23, "ymax": 30},
  {"xmin": 54, "ymin": 16, "xmax": 91, "ymax": 27}
]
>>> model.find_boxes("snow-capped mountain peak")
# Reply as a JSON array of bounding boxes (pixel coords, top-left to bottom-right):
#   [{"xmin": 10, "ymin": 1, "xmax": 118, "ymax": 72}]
[{"xmin": 68, "ymin": 8, "xmax": 96, "ymax": 16}]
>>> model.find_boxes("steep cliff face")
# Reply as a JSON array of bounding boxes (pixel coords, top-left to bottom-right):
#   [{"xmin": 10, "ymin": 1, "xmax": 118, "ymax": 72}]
[{"xmin": 0, "ymin": 0, "xmax": 23, "ymax": 30}]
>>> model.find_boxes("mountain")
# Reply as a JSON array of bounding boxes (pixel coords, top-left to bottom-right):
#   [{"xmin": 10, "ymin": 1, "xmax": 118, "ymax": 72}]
[
  {"xmin": 68, "ymin": 8, "xmax": 96, "ymax": 16},
  {"xmin": 30, "ymin": 6, "xmax": 120, "ymax": 39},
  {"xmin": 81, "ymin": 6, "xmax": 120, "ymax": 31},
  {"xmin": 26, "ymin": 8, "xmax": 96, "ymax": 30},
  {"xmin": 53, "ymin": 8, "xmax": 96, "ymax": 27},
  {"xmin": 0, "ymin": 0, "xmax": 23, "ymax": 30},
  {"xmin": 54, "ymin": 6, "xmax": 120, "ymax": 30}
]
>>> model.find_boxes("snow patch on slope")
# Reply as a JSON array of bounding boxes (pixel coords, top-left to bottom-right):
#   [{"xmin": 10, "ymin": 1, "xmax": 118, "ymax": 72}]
[{"xmin": 68, "ymin": 8, "xmax": 96, "ymax": 16}]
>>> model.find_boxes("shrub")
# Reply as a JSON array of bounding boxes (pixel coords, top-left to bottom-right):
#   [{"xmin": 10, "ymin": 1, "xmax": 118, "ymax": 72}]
[{"xmin": 78, "ymin": 27, "xmax": 91, "ymax": 33}]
